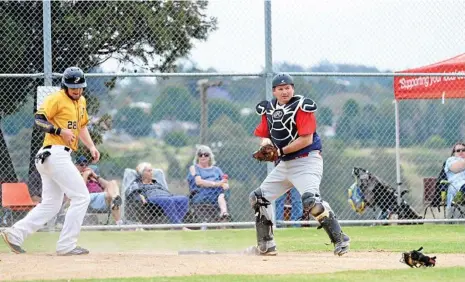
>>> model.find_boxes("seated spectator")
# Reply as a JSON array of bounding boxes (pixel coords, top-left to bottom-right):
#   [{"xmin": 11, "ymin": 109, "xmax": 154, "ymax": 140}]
[
  {"xmin": 125, "ymin": 162, "xmax": 190, "ymax": 228},
  {"xmin": 444, "ymin": 142, "xmax": 465, "ymax": 217},
  {"xmin": 75, "ymin": 156, "xmax": 123, "ymax": 225},
  {"xmin": 187, "ymin": 145, "xmax": 231, "ymax": 221}
]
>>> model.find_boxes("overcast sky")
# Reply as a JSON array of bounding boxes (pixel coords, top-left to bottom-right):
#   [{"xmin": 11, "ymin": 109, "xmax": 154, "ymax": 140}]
[{"xmin": 186, "ymin": 0, "xmax": 465, "ymax": 73}]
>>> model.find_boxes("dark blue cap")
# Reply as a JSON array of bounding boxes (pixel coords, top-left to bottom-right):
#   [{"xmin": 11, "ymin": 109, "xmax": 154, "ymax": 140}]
[{"xmin": 75, "ymin": 156, "xmax": 89, "ymax": 165}]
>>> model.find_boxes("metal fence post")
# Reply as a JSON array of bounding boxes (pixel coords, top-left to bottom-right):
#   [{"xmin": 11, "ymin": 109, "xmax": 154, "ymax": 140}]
[
  {"xmin": 43, "ymin": 0, "xmax": 57, "ymax": 231},
  {"xmin": 264, "ymin": 0, "xmax": 276, "ymax": 226},
  {"xmin": 43, "ymin": 0, "xmax": 52, "ymax": 87}
]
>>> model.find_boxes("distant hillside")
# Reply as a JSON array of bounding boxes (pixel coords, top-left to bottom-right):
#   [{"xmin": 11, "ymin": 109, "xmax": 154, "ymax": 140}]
[{"xmin": 320, "ymin": 92, "xmax": 374, "ymax": 117}]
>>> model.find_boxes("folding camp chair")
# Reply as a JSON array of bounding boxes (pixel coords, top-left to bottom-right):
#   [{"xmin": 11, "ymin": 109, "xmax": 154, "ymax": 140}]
[
  {"xmin": 1, "ymin": 183, "xmax": 37, "ymax": 226},
  {"xmin": 423, "ymin": 178, "xmax": 465, "ymax": 219}
]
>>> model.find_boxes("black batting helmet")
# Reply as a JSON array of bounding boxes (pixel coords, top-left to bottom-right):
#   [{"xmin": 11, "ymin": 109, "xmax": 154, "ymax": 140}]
[
  {"xmin": 62, "ymin": 67, "xmax": 87, "ymax": 89},
  {"xmin": 272, "ymin": 73, "xmax": 294, "ymax": 88}
]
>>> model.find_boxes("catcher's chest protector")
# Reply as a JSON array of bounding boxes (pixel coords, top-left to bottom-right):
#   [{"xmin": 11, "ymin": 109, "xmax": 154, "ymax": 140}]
[{"xmin": 265, "ymin": 96, "xmax": 301, "ymax": 148}]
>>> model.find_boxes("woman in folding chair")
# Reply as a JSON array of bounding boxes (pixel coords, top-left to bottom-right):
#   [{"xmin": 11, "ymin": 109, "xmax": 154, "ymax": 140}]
[
  {"xmin": 187, "ymin": 145, "xmax": 231, "ymax": 222},
  {"xmin": 443, "ymin": 142, "xmax": 465, "ymax": 219}
]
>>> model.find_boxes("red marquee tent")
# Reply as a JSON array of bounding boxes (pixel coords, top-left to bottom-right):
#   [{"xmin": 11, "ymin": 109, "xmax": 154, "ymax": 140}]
[
  {"xmin": 394, "ymin": 53, "xmax": 465, "ymax": 100},
  {"xmin": 391, "ymin": 54, "xmax": 465, "ymax": 206}
]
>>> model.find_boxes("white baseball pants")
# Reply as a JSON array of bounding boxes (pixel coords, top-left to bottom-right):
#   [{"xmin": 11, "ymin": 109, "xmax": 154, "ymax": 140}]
[
  {"xmin": 254, "ymin": 150, "xmax": 324, "ymax": 249},
  {"xmin": 260, "ymin": 150, "xmax": 323, "ymax": 200},
  {"xmin": 7, "ymin": 145, "xmax": 90, "ymax": 254}
]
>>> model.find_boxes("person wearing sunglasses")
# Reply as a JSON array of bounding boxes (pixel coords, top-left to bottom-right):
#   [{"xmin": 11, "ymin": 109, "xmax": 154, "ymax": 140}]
[
  {"xmin": 187, "ymin": 145, "xmax": 231, "ymax": 221},
  {"xmin": 443, "ymin": 142, "xmax": 465, "ymax": 217},
  {"xmin": 73, "ymin": 156, "xmax": 123, "ymax": 225}
]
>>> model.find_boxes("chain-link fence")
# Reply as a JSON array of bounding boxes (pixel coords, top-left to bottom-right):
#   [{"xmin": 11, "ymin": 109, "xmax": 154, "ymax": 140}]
[{"xmin": 2, "ymin": 1, "xmax": 465, "ymax": 229}]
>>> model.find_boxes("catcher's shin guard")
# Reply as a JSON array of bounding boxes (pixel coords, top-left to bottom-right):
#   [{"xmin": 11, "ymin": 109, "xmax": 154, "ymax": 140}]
[
  {"xmin": 317, "ymin": 209, "xmax": 350, "ymax": 256},
  {"xmin": 249, "ymin": 189, "xmax": 277, "ymax": 255},
  {"xmin": 302, "ymin": 192, "xmax": 350, "ymax": 256}
]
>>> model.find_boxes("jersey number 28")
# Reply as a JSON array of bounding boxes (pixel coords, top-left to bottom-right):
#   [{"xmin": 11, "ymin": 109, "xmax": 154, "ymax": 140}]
[{"xmin": 67, "ymin": 121, "xmax": 77, "ymax": 129}]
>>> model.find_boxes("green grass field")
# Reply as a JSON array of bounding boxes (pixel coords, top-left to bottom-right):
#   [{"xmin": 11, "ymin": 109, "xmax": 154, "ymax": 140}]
[
  {"xmin": 2, "ymin": 225, "xmax": 465, "ymax": 281},
  {"xmin": 38, "ymin": 268, "xmax": 465, "ymax": 282}
]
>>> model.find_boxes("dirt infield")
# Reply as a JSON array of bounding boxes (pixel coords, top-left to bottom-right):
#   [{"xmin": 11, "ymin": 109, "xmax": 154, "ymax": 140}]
[{"xmin": 1, "ymin": 251, "xmax": 464, "ymax": 281}]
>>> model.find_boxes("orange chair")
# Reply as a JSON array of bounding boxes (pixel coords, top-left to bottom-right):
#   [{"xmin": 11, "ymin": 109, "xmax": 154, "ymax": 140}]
[{"xmin": 2, "ymin": 183, "xmax": 37, "ymax": 211}]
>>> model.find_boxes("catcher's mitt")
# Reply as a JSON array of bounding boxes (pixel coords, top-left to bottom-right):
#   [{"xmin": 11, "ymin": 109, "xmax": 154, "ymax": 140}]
[
  {"xmin": 252, "ymin": 144, "xmax": 279, "ymax": 162},
  {"xmin": 400, "ymin": 247, "xmax": 436, "ymax": 268}
]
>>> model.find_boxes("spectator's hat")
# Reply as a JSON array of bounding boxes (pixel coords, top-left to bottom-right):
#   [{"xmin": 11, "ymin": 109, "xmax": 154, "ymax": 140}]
[{"xmin": 75, "ymin": 156, "xmax": 89, "ymax": 165}]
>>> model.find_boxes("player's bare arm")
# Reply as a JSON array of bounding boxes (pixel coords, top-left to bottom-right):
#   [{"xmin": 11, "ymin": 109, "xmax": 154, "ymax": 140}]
[
  {"xmin": 78, "ymin": 126, "xmax": 100, "ymax": 163},
  {"xmin": 448, "ymin": 156, "xmax": 465, "ymax": 173},
  {"xmin": 281, "ymin": 134, "xmax": 313, "ymax": 155}
]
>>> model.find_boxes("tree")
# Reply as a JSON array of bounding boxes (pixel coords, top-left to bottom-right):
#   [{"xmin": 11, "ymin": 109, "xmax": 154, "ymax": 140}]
[
  {"xmin": 0, "ymin": 1, "xmax": 43, "ymax": 184},
  {"xmin": 208, "ymin": 116, "xmax": 248, "ymax": 143},
  {"xmin": 2, "ymin": 100, "xmax": 35, "ymax": 135},
  {"xmin": 151, "ymin": 86, "xmax": 200, "ymax": 122},
  {"xmin": 293, "ymin": 77, "xmax": 318, "ymax": 98},
  {"xmin": 317, "ymin": 107, "xmax": 333, "ymax": 126},
  {"xmin": 241, "ymin": 112, "xmax": 261, "ymax": 136},
  {"xmin": 355, "ymin": 104, "xmax": 377, "ymax": 144},
  {"xmin": 164, "ymin": 131, "xmax": 189, "ymax": 148},
  {"xmin": 374, "ymin": 101, "xmax": 395, "ymax": 147},
  {"xmin": 113, "ymin": 107, "xmax": 152, "ymax": 137},
  {"xmin": 441, "ymin": 102, "xmax": 464, "ymax": 145},
  {"xmin": 207, "ymin": 99, "xmax": 241, "ymax": 126},
  {"xmin": 336, "ymin": 99, "xmax": 360, "ymax": 143},
  {"xmin": 309, "ymin": 78, "xmax": 346, "ymax": 99},
  {"xmin": 225, "ymin": 77, "xmax": 264, "ymax": 102},
  {"xmin": 0, "ymin": 1, "xmax": 217, "ymax": 189}
]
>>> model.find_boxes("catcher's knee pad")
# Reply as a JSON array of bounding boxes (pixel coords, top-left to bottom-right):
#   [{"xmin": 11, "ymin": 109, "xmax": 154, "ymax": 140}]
[
  {"xmin": 249, "ymin": 188, "xmax": 269, "ymax": 210},
  {"xmin": 302, "ymin": 192, "xmax": 330, "ymax": 220},
  {"xmin": 249, "ymin": 188, "xmax": 274, "ymax": 252}
]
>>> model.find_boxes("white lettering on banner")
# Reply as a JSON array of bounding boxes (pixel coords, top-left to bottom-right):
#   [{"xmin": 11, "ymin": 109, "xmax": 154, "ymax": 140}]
[
  {"xmin": 399, "ymin": 69, "xmax": 465, "ymax": 90},
  {"xmin": 399, "ymin": 76, "xmax": 430, "ymax": 90}
]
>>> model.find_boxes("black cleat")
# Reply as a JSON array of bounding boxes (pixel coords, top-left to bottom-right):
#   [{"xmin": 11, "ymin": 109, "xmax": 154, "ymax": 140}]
[{"xmin": 334, "ymin": 233, "xmax": 350, "ymax": 256}]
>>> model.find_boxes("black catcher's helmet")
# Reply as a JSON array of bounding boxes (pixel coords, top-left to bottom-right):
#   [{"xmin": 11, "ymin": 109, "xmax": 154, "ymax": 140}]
[
  {"xmin": 272, "ymin": 73, "xmax": 294, "ymax": 88},
  {"xmin": 62, "ymin": 67, "xmax": 87, "ymax": 89}
]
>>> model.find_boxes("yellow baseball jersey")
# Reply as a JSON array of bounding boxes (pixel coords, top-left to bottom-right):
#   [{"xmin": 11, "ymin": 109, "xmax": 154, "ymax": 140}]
[{"xmin": 36, "ymin": 89, "xmax": 89, "ymax": 151}]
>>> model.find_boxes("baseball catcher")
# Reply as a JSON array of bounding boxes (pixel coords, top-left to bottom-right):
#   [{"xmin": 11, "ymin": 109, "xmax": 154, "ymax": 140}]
[
  {"xmin": 248, "ymin": 73, "xmax": 350, "ymax": 257},
  {"xmin": 400, "ymin": 247, "xmax": 436, "ymax": 268}
]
